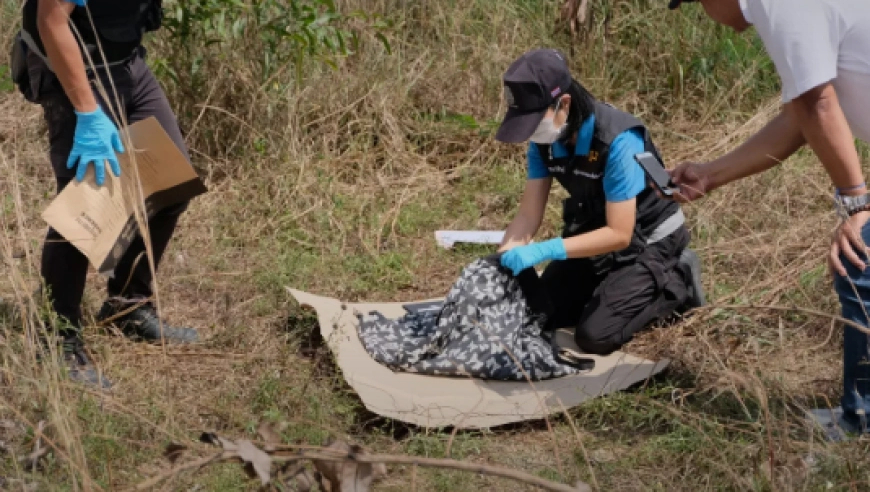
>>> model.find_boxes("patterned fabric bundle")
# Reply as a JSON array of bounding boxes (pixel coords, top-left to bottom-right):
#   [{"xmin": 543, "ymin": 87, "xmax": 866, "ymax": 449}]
[{"xmin": 357, "ymin": 255, "xmax": 580, "ymax": 381}]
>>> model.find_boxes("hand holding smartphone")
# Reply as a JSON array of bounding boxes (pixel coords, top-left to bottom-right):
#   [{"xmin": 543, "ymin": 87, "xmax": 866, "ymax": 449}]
[{"xmin": 634, "ymin": 151, "xmax": 678, "ymax": 197}]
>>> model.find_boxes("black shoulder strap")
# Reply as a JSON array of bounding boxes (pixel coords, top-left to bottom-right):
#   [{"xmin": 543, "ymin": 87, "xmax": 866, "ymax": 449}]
[
  {"xmin": 592, "ymin": 101, "xmax": 645, "ymax": 145},
  {"xmin": 534, "ymin": 143, "xmax": 553, "ymax": 166}
]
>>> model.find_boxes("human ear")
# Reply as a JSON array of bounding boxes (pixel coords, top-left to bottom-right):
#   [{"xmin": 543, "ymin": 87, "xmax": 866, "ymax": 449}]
[
  {"xmin": 555, "ymin": 94, "xmax": 571, "ymax": 126},
  {"xmin": 559, "ymin": 94, "xmax": 571, "ymax": 113}
]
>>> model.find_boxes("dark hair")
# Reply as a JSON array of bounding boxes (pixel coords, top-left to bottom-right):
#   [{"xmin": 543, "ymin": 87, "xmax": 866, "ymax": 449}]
[{"xmin": 560, "ymin": 79, "xmax": 596, "ymax": 143}]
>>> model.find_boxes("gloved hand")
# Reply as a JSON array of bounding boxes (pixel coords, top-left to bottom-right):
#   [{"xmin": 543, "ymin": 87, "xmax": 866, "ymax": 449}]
[
  {"xmin": 500, "ymin": 238, "xmax": 567, "ymax": 276},
  {"xmin": 67, "ymin": 107, "xmax": 124, "ymax": 186}
]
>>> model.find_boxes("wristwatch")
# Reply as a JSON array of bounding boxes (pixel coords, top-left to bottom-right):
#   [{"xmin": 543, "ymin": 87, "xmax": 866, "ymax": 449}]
[{"xmin": 835, "ymin": 193, "xmax": 870, "ymax": 216}]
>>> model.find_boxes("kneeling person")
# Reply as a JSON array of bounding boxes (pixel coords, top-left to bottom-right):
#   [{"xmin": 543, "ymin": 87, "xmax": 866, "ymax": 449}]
[{"xmin": 495, "ymin": 49, "xmax": 705, "ymax": 355}]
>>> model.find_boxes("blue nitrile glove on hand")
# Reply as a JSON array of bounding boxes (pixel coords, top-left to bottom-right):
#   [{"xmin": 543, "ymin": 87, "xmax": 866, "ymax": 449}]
[
  {"xmin": 67, "ymin": 107, "xmax": 124, "ymax": 186},
  {"xmin": 500, "ymin": 238, "xmax": 567, "ymax": 276}
]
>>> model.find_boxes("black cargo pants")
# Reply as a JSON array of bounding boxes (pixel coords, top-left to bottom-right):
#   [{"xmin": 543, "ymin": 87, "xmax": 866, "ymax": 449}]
[
  {"xmin": 28, "ymin": 48, "xmax": 189, "ymax": 327},
  {"xmin": 541, "ymin": 226, "xmax": 691, "ymax": 355}
]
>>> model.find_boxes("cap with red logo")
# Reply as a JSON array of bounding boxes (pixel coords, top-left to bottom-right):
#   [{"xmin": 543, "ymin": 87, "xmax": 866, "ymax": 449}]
[{"xmin": 496, "ymin": 49, "xmax": 572, "ymax": 143}]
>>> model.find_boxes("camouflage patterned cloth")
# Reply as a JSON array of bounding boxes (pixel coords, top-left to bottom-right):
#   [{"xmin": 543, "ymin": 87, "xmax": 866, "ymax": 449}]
[{"xmin": 356, "ymin": 255, "xmax": 580, "ymax": 380}]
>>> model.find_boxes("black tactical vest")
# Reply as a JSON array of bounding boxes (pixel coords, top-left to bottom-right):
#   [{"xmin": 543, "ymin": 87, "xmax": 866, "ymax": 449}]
[
  {"xmin": 536, "ymin": 101, "xmax": 680, "ymax": 272},
  {"xmin": 22, "ymin": 0, "xmax": 163, "ymax": 66}
]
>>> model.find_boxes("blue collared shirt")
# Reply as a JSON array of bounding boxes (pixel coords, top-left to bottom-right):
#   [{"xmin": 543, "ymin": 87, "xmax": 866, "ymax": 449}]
[{"xmin": 526, "ymin": 115, "xmax": 647, "ymax": 203}]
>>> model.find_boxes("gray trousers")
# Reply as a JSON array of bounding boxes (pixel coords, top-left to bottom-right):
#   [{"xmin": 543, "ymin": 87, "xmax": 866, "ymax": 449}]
[{"xmin": 28, "ymin": 48, "xmax": 189, "ymax": 326}]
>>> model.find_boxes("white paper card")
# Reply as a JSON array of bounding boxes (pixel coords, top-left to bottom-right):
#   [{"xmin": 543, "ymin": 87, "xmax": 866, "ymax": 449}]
[{"xmin": 435, "ymin": 230, "xmax": 505, "ymax": 249}]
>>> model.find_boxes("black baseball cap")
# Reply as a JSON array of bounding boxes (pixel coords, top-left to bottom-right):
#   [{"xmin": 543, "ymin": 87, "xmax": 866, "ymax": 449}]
[
  {"xmin": 668, "ymin": 0, "xmax": 697, "ymax": 9},
  {"xmin": 495, "ymin": 49, "xmax": 572, "ymax": 144}
]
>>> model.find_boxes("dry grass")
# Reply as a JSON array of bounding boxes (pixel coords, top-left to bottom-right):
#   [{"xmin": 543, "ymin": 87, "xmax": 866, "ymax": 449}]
[{"xmin": 1, "ymin": 0, "xmax": 868, "ymax": 490}]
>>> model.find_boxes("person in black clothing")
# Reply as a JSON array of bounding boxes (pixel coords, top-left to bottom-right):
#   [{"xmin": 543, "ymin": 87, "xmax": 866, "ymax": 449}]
[
  {"xmin": 495, "ymin": 49, "xmax": 706, "ymax": 355},
  {"xmin": 15, "ymin": 0, "xmax": 199, "ymax": 389}
]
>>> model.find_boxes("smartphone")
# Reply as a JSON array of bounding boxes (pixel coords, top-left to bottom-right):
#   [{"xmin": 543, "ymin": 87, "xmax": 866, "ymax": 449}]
[{"xmin": 634, "ymin": 151, "xmax": 677, "ymax": 196}]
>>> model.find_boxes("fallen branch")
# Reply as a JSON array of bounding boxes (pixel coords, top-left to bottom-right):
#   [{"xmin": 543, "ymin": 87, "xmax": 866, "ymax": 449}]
[
  {"xmin": 135, "ymin": 439, "xmax": 589, "ymax": 492},
  {"xmin": 279, "ymin": 449, "xmax": 589, "ymax": 492},
  {"xmin": 132, "ymin": 453, "xmax": 222, "ymax": 491}
]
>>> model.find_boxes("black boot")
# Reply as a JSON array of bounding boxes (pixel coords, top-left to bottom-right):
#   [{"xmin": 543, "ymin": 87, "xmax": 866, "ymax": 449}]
[
  {"xmin": 35, "ymin": 316, "xmax": 113, "ymax": 391},
  {"xmin": 842, "ymin": 408, "xmax": 869, "ymax": 435},
  {"xmin": 97, "ymin": 301, "xmax": 198, "ymax": 344},
  {"xmin": 61, "ymin": 334, "xmax": 113, "ymax": 390},
  {"xmin": 679, "ymin": 248, "xmax": 707, "ymax": 310}
]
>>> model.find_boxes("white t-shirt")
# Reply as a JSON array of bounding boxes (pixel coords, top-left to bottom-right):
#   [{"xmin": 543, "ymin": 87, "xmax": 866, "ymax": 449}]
[{"xmin": 739, "ymin": 0, "xmax": 870, "ymax": 142}]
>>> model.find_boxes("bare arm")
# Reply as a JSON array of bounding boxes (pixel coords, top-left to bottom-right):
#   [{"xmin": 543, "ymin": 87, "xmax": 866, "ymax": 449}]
[
  {"xmin": 673, "ymin": 81, "xmax": 868, "ymax": 275},
  {"xmin": 497, "ymin": 184, "xmax": 638, "ymax": 274},
  {"xmin": 790, "ymin": 83, "xmax": 869, "ymax": 275},
  {"xmin": 562, "ymin": 199, "xmax": 636, "ymax": 258},
  {"xmin": 788, "ymin": 83, "xmax": 865, "ymax": 195},
  {"xmin": 499, "ymin": 178, "xmax": 552, "ymax": 252},
  {"xmin": 702, "ymin": 110, "xmax": 806, "ymax": 191},
  {"xmin": 703, "ymin": 84, "xmax": 865, "ymax": 194},
  {"xmin": 37, "ymin": 0, "xmax": 96, "ymax": 112}
]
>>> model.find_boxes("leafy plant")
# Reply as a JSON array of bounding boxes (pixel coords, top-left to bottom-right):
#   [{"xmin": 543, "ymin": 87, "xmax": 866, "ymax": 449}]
[{"xmin": 157, "ymin": 0, "xmax": 390, "ymax": 86}]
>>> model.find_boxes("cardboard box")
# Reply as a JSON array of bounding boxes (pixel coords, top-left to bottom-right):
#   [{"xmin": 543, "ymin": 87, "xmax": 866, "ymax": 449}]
[{"xmin": 42, "ymin": 116, "xmax": 207, "ymax": 275}]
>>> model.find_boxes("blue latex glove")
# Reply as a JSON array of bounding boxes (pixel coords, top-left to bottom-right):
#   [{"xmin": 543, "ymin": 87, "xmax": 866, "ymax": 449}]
[
  {"xmin": 66, "ymin": 0, "xmax": 87, "ymax": 5},
  {"xmin": 500, "ymin": 238, "xmax": 568, "ymax": 276},
  {"xmin": 67, "ymin": 107, "xmax": 124, "ymax": 186}
]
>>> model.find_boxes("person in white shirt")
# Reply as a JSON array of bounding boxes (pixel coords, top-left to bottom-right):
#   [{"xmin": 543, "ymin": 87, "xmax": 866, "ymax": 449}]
[{"xmin": 668, "ymin": 0, "xmax": 870, "ymax": 432}]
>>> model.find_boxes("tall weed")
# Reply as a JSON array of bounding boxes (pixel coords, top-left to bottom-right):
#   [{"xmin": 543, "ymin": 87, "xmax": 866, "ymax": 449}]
[{"xmin": 144, "ymin": 0, "xmax": 778, "ymax": 168}]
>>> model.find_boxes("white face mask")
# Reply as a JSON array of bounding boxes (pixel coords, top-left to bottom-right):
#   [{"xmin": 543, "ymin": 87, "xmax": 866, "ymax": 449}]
[{"xmin": 529, "ymin": 101, "xmax": 567, "ymax": 144}]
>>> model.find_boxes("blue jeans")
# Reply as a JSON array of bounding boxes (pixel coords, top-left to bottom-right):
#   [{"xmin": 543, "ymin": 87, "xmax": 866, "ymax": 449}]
[{"xmin": 833, "ymin": 220, "xmax": 870, "ymax": 417}]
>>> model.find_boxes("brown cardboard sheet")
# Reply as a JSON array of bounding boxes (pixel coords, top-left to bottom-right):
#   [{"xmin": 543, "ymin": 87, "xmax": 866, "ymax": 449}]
[
  {"xmin": 288, "ymin": 287, "xmax": 670, "ymax": 429},
  {"xmin": 41, "ymin": 117, "xmax": 207, "ymax": 275}
]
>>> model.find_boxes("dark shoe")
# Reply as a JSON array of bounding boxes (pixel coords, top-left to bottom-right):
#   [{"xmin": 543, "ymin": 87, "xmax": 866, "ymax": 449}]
[
  {"xmin": 31, "ymin": 305, "xmax": 111, "ymax": 390},
  {"xmin": 97, "ymin": 301, "xmax": 199, "ymax": 344},
  {"xmin": 679, "ymin": 248, "xmax": 707, "ymax": 310},
  {"xmin": 61, "ymin": 335, "xmax": 113, "ymax": 391},
  {"xmin": 842, "ymin": 409, "xmax": 869, "ymax": 435}
]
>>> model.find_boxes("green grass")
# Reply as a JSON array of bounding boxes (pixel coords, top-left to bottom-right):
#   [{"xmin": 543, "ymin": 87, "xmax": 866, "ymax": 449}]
[{"xmin": 1, "ymin": 0, "xmax": 865, "ymax": 489}]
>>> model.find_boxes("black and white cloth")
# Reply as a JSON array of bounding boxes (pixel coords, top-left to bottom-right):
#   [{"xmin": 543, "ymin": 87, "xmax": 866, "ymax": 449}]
[{"xmin": 357, "ymin": 254, "xmax": 585, "ymax": 381}]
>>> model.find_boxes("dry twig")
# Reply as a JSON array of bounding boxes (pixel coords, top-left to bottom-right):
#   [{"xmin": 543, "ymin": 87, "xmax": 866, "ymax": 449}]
[{"xmin": 136, "ymin": 437, "xmax": 589, "ymax": 492}]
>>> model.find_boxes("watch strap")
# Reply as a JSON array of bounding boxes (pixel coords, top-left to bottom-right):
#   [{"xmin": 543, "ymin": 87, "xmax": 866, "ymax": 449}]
[
  {"xmin": 836, "ymin": 193, "xmax": 870, "ymax": 216},
  {"xmin": 849, "ymin": 203, "xmax": 870, "ymax": 217}
]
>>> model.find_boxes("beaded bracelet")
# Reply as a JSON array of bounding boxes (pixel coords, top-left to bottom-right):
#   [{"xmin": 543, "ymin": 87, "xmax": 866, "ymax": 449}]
[{"xmin": 836, "ymin": 182, "xmax": 867, "ymax": 195}]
